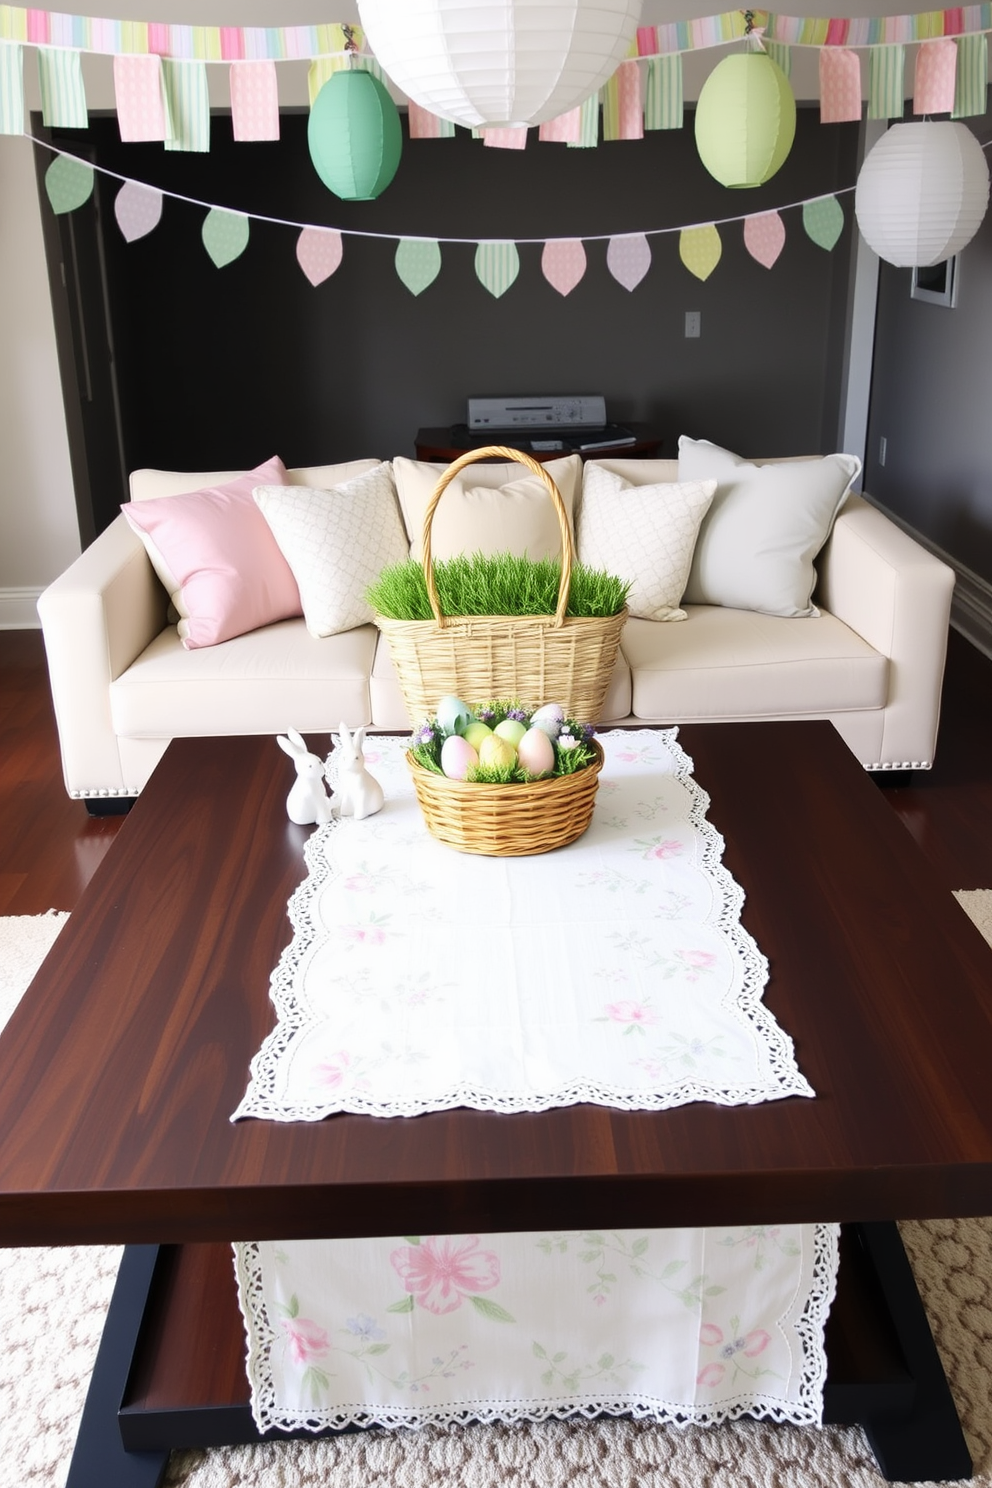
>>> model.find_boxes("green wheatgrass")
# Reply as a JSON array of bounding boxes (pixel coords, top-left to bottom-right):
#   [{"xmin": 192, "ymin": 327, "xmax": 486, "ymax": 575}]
[{"xmin": 367, "ymin": 551, "xmax": 629, "ymax": 621}]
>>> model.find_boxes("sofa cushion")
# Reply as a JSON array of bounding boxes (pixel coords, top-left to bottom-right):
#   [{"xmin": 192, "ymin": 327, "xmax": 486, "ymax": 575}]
[
  {"xmin": 392, "ymin": 454, "xmax": 581, "ymax": 562},
  {"xmin": 109, "ymin": 620, "xmax": 377, "ymax": 737},
  {"xmin": 254, "ymin": 465, "xmax": 409, "ymax": 638},
  {"xmin": 122, "ymin": 456, "xmax": 301, "ymax": 649},
  {"xmin": 128, "ymin": 459, "xmax": 382, "ymax": 501},
  {"xmin": 622, "ymin": 606, "xmax": 887, "ymax": 721},
  {"xmin": 677, "ymin": 439, "xmax": 861, "ymax": 617},
  {"xmin": 577, "ymin": 463, "xmax": 716, "ymax": 622}
]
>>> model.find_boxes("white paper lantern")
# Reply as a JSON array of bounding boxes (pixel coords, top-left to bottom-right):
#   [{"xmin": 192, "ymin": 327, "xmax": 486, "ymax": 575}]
[
  {"xmin": 356, "ymin": 0, "xmax": 643, "ymax": 129},
  {"xmin": 854, "ymin": 121, "xmax": 990, "ymax": 268}
]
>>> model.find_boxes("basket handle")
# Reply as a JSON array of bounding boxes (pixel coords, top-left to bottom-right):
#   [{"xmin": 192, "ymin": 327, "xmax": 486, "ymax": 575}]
[{"xmin": 421, "ymin": 445, "xmax": 576, "ymax": 631}]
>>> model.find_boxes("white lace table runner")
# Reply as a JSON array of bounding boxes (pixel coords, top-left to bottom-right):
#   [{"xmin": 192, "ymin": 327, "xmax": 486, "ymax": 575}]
[
  {"xmin": 234, "ymin": 1221, "xmax": 839, "ymax": 1433},
  {"xmin": 232, "ymin": 728, "xmax": 813, "ymax": 1121}
]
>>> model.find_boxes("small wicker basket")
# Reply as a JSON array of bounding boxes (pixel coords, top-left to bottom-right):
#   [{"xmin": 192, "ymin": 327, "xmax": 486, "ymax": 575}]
[
  {"xmin": 375, "ymin": 446, "xmax": 628, "ymax": 725},
  {"xmin": 407, "ymin": 741, "xmax": 605, "ymax": 857}
]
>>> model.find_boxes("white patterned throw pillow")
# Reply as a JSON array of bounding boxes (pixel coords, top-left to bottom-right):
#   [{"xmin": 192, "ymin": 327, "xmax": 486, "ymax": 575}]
[
  {"xmin": 577, "ymin": 463, "xmax": 717, "ymax": 621},
  {"xmin": 253, "ymin": 464, "xmax": 409, "ymax": 638}
]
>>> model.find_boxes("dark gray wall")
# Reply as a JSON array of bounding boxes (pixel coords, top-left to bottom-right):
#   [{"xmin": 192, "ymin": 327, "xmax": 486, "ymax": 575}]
[
  {"xmin": 864, "ymin": 105, "xmax": 992, "ymax": 585},
  {"xmin": 52, "ymin": 106, "xmax": 859, "ymax": 497}
]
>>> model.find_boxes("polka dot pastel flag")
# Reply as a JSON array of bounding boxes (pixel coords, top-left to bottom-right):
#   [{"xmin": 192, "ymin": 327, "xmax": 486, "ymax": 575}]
[
  {"xmin": 679, "ymin": 224, "xmax": 722, "ymax": 281},
  {"xmin": 541, "ymin": 239, "xmax": 587, "ymax": 296},
  {"xmin": 744, "ymin": 211, "xmax": 786, "ymax": 269},
  {"xmin": 296, "ymin": 227, "xmax": 343, "ymax": 287}
]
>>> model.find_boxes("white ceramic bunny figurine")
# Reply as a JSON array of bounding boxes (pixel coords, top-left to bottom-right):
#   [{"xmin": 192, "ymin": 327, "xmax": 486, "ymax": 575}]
[
  {"xmin": 277, "ymin": 728, "xmax": 335, "ymax": 826},
  {"xmin": 333, "ymin": 722, "xmax": 384, "ymax": 821}
]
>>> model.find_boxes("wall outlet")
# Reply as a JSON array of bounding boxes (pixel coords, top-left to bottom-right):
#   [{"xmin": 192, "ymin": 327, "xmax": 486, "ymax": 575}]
[
  {"xmin": 685, "ymin": 311, "xmax": 701, "ymax": 339},
  {"xmin": 879, "ymin": 436, "xmax": 887, "ymax": 466}
]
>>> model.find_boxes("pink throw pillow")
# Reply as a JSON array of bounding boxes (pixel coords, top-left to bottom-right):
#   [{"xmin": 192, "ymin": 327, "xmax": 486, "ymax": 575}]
[{"xmin": 122, "ymin": 457, "xmax": 302, "ymax": 649}]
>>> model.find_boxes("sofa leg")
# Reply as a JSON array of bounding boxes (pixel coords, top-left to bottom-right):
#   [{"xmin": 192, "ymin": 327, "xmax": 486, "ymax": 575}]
[
  {"xmin": 84, "ymin": 797, "xmax": 136, "ymax": 817},
  {"xmin": 869, "ymin": 769, "xmax": 919, "ymax": 789}
]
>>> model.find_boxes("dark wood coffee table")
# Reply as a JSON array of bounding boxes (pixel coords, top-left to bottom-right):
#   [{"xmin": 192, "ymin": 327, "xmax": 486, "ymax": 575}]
[{"xmin": 2, "ymin": 722, "xmax": 991, "ymax": 1487}]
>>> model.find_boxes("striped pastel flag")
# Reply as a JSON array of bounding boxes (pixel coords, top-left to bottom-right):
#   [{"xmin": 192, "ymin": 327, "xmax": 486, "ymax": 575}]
[
  {"xmin": 408, "ymin": 102, "xmax": 455, "ymax": 138},
  {"xmin": 868, "ymin": 45, "xmax": 906, "ymax": 119},
  {"xmin": 37, "ymin": 46, "xmax": 87, "ymax": 127},
  {"xmin": 163, "ymin": 59, "xmax": 209, "ymax": 151},
  {"xmin": 644, "ymin": 55, "xmax": 682, "ymax": 128},
  {"xmin": 308, "ymin": 52, "xmax": 382, "ymax": 104},
  {"xmin": 764, "ymin": 41, "xmax": 792, "ymax": 79},
  {"xmin": 474, "ymin": 241, "xmax": 520, "ymax": 297},
  {"xmin": 0, "ymin": 41, "xmax": 23, "ymax": 133},
  {"xmin": 953, "ymin": 33, "xmax": 988, "ymax": 116},
  {"xmin": 567, "ymin": 92, "xmax": 600, "ymax": 148}
]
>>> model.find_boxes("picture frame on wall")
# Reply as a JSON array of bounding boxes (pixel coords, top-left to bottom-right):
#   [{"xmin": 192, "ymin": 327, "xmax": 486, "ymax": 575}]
[{"xmin": 911, "ymin": 257, "xmax": 958, "ymax": 307}]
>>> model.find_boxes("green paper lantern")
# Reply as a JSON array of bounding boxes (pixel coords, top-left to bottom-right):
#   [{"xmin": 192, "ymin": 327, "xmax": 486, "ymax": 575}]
[
  {"xmin": 308, "ymin": 68, "xmax": 402, "ymax": 202},
  {"xmin": 694, "ymin": 52, "xmax": 796, "ymax": 189}
]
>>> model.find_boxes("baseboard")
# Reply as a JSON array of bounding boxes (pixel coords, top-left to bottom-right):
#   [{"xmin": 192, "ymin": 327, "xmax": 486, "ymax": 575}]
[
  {"xmin": 860, "ymin": 496, "xmax": 992, "ymax": 661},
  {"xmin": 0, "ymin": 588, "xmax": 43, "ymax": 629}
]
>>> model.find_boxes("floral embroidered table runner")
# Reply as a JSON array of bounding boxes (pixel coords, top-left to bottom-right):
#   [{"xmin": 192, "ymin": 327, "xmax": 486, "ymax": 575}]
[
  {"xmin": 233, "ymin": 727, "xmax": 813, "ymax": 1120},
  {"xmin": 234, "ymin": 1221, "xmax": 839, "ymax": 1433}
]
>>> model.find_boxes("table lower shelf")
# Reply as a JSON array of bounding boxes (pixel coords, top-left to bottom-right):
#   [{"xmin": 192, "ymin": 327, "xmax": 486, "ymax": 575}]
[{"xmin": 66, "ymin": 1223, "xmax": 973, "ymax": 1488}]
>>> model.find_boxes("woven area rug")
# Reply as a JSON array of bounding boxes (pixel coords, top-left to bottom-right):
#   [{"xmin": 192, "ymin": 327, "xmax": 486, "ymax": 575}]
[{"xmin": 1, "ymin": 905, "xmax": 990, "ymax": 1488}]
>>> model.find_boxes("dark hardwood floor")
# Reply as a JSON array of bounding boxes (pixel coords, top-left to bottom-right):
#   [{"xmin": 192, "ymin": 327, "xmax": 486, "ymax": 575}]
[{"xmin": 2, "ymin": 624, "xmax": 992, "ymax": 916}]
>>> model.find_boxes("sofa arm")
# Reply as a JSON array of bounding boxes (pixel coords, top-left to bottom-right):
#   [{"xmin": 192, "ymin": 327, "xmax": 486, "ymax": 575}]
[
  {"xmin": 37, "ymin": 515, "xmax": 169, "ymax": 798},
  {"xmin": 817, "ymin": 494, "xmax": 955, "ymax": 769}
]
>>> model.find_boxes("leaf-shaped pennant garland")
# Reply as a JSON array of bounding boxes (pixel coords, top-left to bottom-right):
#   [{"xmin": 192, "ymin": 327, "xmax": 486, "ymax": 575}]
[
  {"xmin": 395, "ymin": 238, "xmax": 442, "ymax": 295},
  {"xmin": 541, "ymin": 239, "xmax": 587, "ymax": 296},
  {"xmin": 679, "ymin": 225, "xmax": 722, "ymax": 281},
  {"xmin": 296, "ymin": 227, "xmax": 343, "ymax": 287},
  {"xmin": 743, "ymin": 211, "xmax": 785, "ymax": 269},
  {"xmin": 44, "ymin": 155, "xmax": 94, "ymax": 215},
  {"xmin": 803, "ymin": 196, "xmax": 844, "ymax": 252},
  {"xmin": 202, "ymin": 208, "xmax": 250, "ymax": 268},
  {"xmin": 114, "ymin": 181, "xmax": 163, "ymax": 242},
  {"xmin": 475, "ymin": 241, "xmax": 520, "ymax": 298},
  {"xmin": 607, "ymin": 233, "xmax": 651, "ymax": 291}
]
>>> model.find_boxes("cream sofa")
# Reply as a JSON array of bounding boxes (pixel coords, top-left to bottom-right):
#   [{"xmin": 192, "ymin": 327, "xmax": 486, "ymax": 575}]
[{"xmin": 37, "ymin": 457, "xmax": 956, "ymax": 809}]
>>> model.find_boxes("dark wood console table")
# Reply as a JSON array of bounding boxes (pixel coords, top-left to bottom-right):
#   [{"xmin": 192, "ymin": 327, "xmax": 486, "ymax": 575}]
[
  {"xmin": 2, "ymin": 722, "xmax": 991, "ymax": 1485},
  {"xmin": 414, "ymin": 423, "xmax": 663, "ymax": 462}
]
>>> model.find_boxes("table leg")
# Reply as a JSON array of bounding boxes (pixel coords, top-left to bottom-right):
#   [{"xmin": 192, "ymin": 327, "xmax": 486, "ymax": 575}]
[{"xmin": 65, "ymin": 1245, "xmax": 169, "ymax": 1488}]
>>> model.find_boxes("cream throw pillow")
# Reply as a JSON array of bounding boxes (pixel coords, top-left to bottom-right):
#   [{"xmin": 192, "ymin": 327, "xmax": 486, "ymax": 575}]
[
  {"xmin": 392, "ymin": 454, "xmax": 580, "ymax": 562},
  {"xmin": 678, "ymin": 438, "xmax": 862, "ymax": 617},
  {"xmin": 577, "ymin": 463, "xmax": 716, "ymax": 622},
  {"xmin": 253, "ymin": 464, "xmax": 409, "ymax": 638}
]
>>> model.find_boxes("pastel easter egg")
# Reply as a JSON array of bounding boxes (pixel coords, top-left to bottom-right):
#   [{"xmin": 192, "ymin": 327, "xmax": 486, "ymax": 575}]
[
  {"xmin": 494, "ymin": 718, "xmax": 527, "ymax": 748},
  {"xmin": 435, "ymin": 695, "xmax": 473, "ymax": 736},
  {"xmin": 479, "ymin": 733, "xmax": 517, "ymax": 770},
  {"xmin": 440, "ymin": 734, "xmax": 478, "ymax": 779},
  {"xmin": 530, "ymin": 702, "xmax": 565, "ymax": 737},
  {"xmin": 516, "ymin": 726, "xmax": 556, "ymax": 777},
  {"xmin": 462, "ymin": 720, "xmax": 493, "ymax": 750}
]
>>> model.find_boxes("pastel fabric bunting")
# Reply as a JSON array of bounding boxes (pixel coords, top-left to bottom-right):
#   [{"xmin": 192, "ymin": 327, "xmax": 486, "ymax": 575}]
[
  {"xmin": 868, "ymin": 45, "xmax": 905, "ymax": 120},
  {"xmin": 607, "ymin": 233, "xmax": 651, "ymax": 290},
  {"xmin": 914, "ymin": 38, "xmax": 957, "ymax": 115},
  {"xmin": 163, "ymin": 59, "xmax": 209, "ymax": 152},
  {"xmin": 483, "ymin": 127, "xmax": 528, "ymax": 149},
  {"xmin": 202, "ymin": 208, "xmax": 249, "ymax": 268},
  {"xmin": 296, "ymin": 227, "xmax": 343, "ymax": 287},
  {"xmin": 0, "ymin": 41, "xmax": 24, "ymax": 134},
  {"xmin": 114, "ymin": 181, "xmax": 163, "ymax": 241},
  {"xmin": 113, "ymin": 53, "xmax": 168, "ymax": 142},
  {"xmin": 541, "ymin": 239, "xmax": 587, "ymax": 295},
  {"xmin": 44, "ymin": 154, "xmax": 94, "ymax": 214},
  {"xmin": 230, "ymin": 61, "xmax": 279, "ymax": 141},
  {"xmin": 567, "ymin": 93, "xmax": 600, "ymax": 149},
  {"xmin": 803, "ymin": 196, "xmax": 844, "ymax": 251},
  {"xmin": 475, "ymin": 241, "xmax": 520, "ymax": 297},
  {"xmin": 744, "ymin": 211, "xmax": 786, "ymax": 268},
  {"xmin": 408, "ymin": 102, "xmax": 455, "ymax": 139},
  {"xmin": 644, "ymin": 55, "xmax": 682, "ymax": 129},
  {"xmin": 37, "ymin": 46, "xmax": 87, "ymax": 128},
  {"xmin": 539, "ymin": 108, "xmax": 581, "ymax": 142},
  {"xmin": 395, "ymin": 238, "xmax": 442, "ymax": 295},
  {"xmin": 764, "ymin": 41, "xmax": 792, "ymax": 79},
  {"xmin": 953, "ymin": 34, "xmax": 989, "ymax": 118},
  {"xmin": 602, "ymin": 59, "xmax": 642, "ymax": 141},
  {"xmin": 819, "ymin": 48, "xmax": 862, "ymax": 123},
  {"xmin": 679, "ymin": 225, "xmax": 721, "ymax": 281}
]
